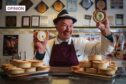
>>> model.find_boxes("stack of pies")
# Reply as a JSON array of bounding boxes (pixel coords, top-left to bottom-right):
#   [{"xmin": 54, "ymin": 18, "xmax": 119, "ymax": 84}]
[
  {"xmin": 1, "ymin": 59, "xmax": 50, "ymax": 75},
  {"xmin": 77, "ymin": 55, "xmax": 118, "ymax": 76}
]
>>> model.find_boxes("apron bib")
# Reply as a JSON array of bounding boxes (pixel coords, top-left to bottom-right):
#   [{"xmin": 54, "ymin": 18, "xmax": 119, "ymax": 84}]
[{"xmin": 49, "ymin": 41, "xmax": 79, "ymax": 67}]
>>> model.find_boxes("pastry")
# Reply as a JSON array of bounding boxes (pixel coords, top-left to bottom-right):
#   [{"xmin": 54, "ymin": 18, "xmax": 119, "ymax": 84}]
[
  {"xmin": 8, "ymin": 67, "xmax": 25, "ymax": 75},
  {"xmin": 85, "ymin": 68, "xmax": 97, "ymax": 74},
  {"xmin": 89, "ymin": 55, "xmax": 102, "ymax": 61},
  {"xmin": 29, "ymin": 60, "xmax": 43, "ymax": 67},
  {"xmin": 16, "ymin": 60, "xmax": 31, "ymax": 68},
  {"xmin": 98, "ymin": 60, "xmax": 109, "ymax": 70},
  {"xmin": 25, "ymin": 67, "xmax": 36, "ymax": 73},
  {"xmin": 97, "ymin": 69, "xmax": 107, "ymax": 75},
  {"xmin": 106, "ymin": 68, "xmax": 116, "ymax": 76},
  {"xmin": 11, "ymin": 60, "xmax": 31, "ymax": 68},
  {"xmin": 92, "ymin": 60, "xmax": 102, "ymax": 68},
  {"xmin": 71, "ymin": 66, "xmax": 84, "ymax": 72},
  {"xmin": 37, "ymin": 31, "xmax": 46, "ymax": 42},
  {"xmin": 37, "ymin": 66, "xmax": 50, "ymax": 71},
  {"xmin": 83, "ymin": 61, "xmax": 91, "ymax": 68}
]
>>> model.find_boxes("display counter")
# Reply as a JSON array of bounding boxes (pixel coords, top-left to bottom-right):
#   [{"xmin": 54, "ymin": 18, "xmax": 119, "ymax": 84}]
[{"xmin": 0, "ymin": 71, "xmax": 126, "ymax": 84}]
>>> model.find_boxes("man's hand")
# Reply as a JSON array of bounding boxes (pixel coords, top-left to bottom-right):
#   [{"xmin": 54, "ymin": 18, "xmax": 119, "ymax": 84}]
[
  {"xmin": 96, "ymin": 17, "xmax": 112, "ymax": 36},
  {"xmin": 35, "ymin": 31, "xmax": 49, "ymax": 54}
]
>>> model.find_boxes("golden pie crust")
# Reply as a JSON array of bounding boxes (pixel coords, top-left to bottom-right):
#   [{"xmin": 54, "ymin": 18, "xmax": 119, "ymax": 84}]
[{"xmin": 93, "ymin": 10, "xmax": 106, "ymax": 22}]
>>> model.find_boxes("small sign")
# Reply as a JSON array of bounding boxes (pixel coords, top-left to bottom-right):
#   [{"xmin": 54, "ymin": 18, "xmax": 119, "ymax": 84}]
[{"xmin": 6, "ymin": 5, "xmax": 26, "ymax": 12}]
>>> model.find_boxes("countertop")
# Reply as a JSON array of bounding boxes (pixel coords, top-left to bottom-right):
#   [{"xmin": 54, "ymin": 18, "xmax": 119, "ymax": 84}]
[
  {"xmin": 0, "ymin": 67, "xmax": 126, "ymax": 84},
  {"xmin": 0, "ymin": 72, "xmax": 126, "ymax": 84}
]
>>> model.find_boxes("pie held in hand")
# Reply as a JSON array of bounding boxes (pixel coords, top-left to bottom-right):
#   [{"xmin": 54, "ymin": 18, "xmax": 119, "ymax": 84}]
[{"xmin": 37, "ymin": 31, "xmax": 47, "ymax": 42}]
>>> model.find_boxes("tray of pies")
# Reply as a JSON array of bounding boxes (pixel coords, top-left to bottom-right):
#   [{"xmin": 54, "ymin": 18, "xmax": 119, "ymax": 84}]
[
  {"xmin": 1, "ymin": 59, "xmax": 50, "ymax": 78},
  {"xmin": 72, "ymin": 55, "xmax": 118, "ymax": 79}
]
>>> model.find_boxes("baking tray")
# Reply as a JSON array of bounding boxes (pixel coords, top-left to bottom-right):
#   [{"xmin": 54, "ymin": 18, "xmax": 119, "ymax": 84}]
[
  {"xmin": 3, "ymin": 70, "xmax": 49, "ymax": 79},
  {"xmin": 72, "ymin": 71, "xmax": 116, "ymax": 80}
]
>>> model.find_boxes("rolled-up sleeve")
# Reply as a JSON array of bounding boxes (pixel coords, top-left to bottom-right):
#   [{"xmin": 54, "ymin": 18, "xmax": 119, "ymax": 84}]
[{"xmin": 84, "ymin": 34, "xmax": 116, "ymax": 56}]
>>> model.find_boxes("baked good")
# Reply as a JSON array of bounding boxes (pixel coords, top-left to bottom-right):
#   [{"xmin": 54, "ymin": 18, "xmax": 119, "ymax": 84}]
[
  {"xmin": 11, "ymin": 59, "xmax": 31, "ymax": 68},
  {"xmin": 8, "ymin": 67, "xmax": 25, "ymax": 75},
  {"xmin": 92, "ymin": 60, "xmax": 102, "ymax": 68},
  {"xmin": 2, "ymin": 64, "xmax": 17, "ymax": 73},
  {"xmin": 16, "ymin": 60, "xmax": 31, "ymax": 68},
  {"xmin": 29, "ymin": 60, "xmax": 43, "ymax": 67},
  {"xmin": 85, "ymin": 68, "xmax": 97, "ymax": 74},
  {"xmin": 83, "ymin": 61, "xmax": 91, "ymax": 68},
  {"xmin": 108, "ymin": 65, "xmax": 118, "ymax": 71},
  {"xmin": 79, "ymin": 61, "xmax": 84, "ymax": 67},
  {"xmin": 25, "ymin": 67, "xmax": 36, "ymax": 73},
  {"xmin": 37, "ymin": 31, "xmax": 46, "ymax": 41},
  {"xmin": 106, "ymin": 68, "xmax": 116, "ymax": 76},
  {"xmin": 10, "ymin": 59, "xmax": 19, "ymax": 65},
  {"xmin": 37, "ymin": 66, "xmax": 50, "ymax": 71},
  {"xmin": 98, "ymin": 60, "xmax": 109, "ymax": 70},
  {"xmin": 109, "ymin": 61, "xmax": 117, "ymax": 66},
  {"xmin": 2, "ymin": 64, "xmax": 14, "ymax": 70},
  {"xmin": 97, "ymin": 69, "xmax": 107, "ymax": 75},
  {"xmin": 71, "ymin": 66, "xmax": 84, "ymax": 72},
  {"xmin": 89, "ymin": 55, "xmax": 102, "ymax": 61}
]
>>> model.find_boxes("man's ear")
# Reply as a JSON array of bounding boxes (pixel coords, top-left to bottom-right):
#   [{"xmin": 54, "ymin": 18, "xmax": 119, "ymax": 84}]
[{"xmin": 55, "ymin": 23, "xmax": 59, "ymax": 30}]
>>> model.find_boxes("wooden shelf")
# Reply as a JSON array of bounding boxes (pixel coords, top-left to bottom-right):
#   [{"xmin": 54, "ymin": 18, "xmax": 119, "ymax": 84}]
[{"xmin": 0, "ymin": 26, "xmax": 126, "ymax": 29}]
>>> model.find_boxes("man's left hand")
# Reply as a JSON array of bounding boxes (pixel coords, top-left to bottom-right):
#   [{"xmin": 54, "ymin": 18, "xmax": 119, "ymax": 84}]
[{"xmin": 97, "ymin": 18, "xmax": 112, "ymax": 36}]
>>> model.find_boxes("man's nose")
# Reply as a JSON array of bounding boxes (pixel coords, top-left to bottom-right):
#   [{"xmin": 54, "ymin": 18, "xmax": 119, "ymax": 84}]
[{"xmin": 65, "ymin": 26, "xmax": 71, "ymax": 31}]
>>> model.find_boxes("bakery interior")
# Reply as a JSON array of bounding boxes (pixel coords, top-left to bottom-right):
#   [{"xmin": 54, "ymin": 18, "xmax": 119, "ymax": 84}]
[{"xmin": 0, "ymin": 0, "xmax": 126, "ymax": 84}]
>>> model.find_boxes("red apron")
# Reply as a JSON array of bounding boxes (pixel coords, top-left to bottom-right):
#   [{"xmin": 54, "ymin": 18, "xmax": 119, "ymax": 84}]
[{"xmin": 49, "ymin": 41, "xmax": 79, "ymax": 67}]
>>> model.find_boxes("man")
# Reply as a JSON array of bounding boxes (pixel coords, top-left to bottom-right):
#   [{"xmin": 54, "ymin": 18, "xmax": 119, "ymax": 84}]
[{"xmin": 35, "ymin": 9, "xmax": 115, "ymax": 67}]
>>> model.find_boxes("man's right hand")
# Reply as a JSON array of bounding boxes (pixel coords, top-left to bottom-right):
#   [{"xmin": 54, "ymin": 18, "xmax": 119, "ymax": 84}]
[{"xmin": 35, "ymin": 31, "xmax": 49, "ymax": 54}]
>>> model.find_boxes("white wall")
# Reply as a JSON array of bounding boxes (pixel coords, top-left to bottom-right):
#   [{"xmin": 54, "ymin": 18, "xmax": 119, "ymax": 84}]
[
  {"xmin": 0, "ymin": 29, "xmax": 34, "ymax": 65},
  {"xmin": 0, "ymin": 0, "xmax": 126, "ymax": 27}
]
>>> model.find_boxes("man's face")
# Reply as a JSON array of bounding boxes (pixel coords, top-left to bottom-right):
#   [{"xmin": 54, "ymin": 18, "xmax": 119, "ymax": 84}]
[{"xmin": 56, "ymin": 19, "xmax": 74, "ymax": 41}]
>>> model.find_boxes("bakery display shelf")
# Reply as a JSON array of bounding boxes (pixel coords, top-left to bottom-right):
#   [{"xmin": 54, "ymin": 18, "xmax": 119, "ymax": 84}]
[{"xmin": 72, "ymin": 71, "xmax": 116, "ymax": 80}]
